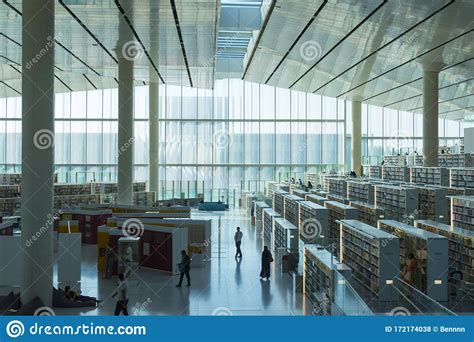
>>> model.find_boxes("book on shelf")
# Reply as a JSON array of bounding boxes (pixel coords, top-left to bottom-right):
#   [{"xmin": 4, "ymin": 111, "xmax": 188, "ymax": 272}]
[{"xmin": 451, "ymin": 196, "xmax": 474, "ymax": 232}]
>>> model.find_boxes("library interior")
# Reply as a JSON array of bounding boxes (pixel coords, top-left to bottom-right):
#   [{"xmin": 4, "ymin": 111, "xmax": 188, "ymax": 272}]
[{"xmin": 0, "ymin": 0, "xmax": 473, "ymax": 316}]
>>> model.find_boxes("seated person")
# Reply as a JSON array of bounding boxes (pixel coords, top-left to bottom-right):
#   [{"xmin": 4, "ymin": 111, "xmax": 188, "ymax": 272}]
[{"xmin": 63, "ymin": 286, "xmax": 100, "ymax": 304}]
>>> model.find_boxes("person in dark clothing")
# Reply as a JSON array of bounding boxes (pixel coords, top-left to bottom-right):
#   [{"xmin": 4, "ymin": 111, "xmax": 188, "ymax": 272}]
[
  {"xmin": 259, "ymin": 246, "xmax": 273, "ymax": 281},
  {"xmin": 307, "ymin": 181, "xmax": 313, "ymax": 190},
  {"xmin": 112, "ymin": 273, "xmax": 129, "ymax": 316},
  {"xmin": 176, "ymin": 250, "xmax": 191, "ymax": 287}
]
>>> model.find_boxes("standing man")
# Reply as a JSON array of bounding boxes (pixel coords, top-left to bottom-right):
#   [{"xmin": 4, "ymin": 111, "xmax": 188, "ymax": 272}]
[
  {"xmin": 176, "ymin": 250, "xmax": 191, "ymax": 287},
  {"xmin": 234, "ymin": 227, "xmax": 243, "ymax": 259}
]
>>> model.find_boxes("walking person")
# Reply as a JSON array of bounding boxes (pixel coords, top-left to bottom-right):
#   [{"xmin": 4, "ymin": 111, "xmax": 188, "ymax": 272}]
[
  {"xmin": 234, "ymin": 226, "xmax": 243, "ymax": 259},
  {"xmin": 259, "ymin": 246, "xmax": 274, "ymax": 281},
  {"xmin": 112, "ymin": 273, "xmax": 129, "ymax": 316},
  {"xmin": 176, "ymin": 250, "xmax": 191, "ymax": 287}
]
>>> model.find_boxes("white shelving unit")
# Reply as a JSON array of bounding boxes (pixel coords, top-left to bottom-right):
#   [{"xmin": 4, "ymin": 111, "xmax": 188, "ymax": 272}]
[
  {"xmin": 382, "ymin": 165, "xmax": 410, "ymax": 182},
  {"xmin": 283, "ymin": 194, "xmax": 305, "ymax": 226},
  {"xmin": 272, "ymin": 189, "xmax": 289, "ymax": 216},
  {"xmin": 349, "ymin": 201, "xmax": 384, "ymax": 227},
  {"xmin": 273, "ymin": 217, "xmax": 298, "ymax": 255},
  {"xmin": 254, "ymin": 201, "xmax": 270, "ymax": 230},
  {"xmin": 450, "ymin": 168, "xmax": 474, "ymax": 189},
  {"xmin": 305, "ymin": 194, "xmax": 328, "ymax": 207}
]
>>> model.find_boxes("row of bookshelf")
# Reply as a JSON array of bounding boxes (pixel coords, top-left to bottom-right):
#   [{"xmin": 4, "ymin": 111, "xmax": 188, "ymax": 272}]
[
  {"xmin": 347, "ymin": 181, "xmax": 375, "ymax": 204},
  {"xmin": 263, "ymin": 208, "xmax": 281, "ymax": 249},
  {"xmin": 349, "ymin": 201, "xmax": 384, "ymax": 227},
  {"xmin": 374, "ymin": 185, "xmax": 418, "ymax": 223},
  {"xmin": 324, "ymin": 201, "xmax": 358, "ymax": 247},
  {"xmin": 415, "ymin": 220, "xmax": 474, "ymax": 296},
  {"xmin": 382, "ymin": 166, "xmax": 410, "ymax": 182},
  {"xmin": 0, "ymin": 185, "xmax": 20, "ymax": 198},
  {"xmin": 305, "ymin": 194, "xmax": 328, "ymax": 207},
  {"xmin": 298, "ymin": 201, "xmax": 328, "ymax": 245},
  {"xmin": 283, "ymin": 195, "xmax": 304, "ymax": 226},
  {"xmin": 327, "ymin": 178, "xmax": 347, "ymax": 197},
  {"xmin": 273, "ymin": 217, "xmax": 298, "ymax": 255},
  {"xmin": 378, "ymin": 220, "xmax": 448, "ymax": 302},
  {"xmin": 410, "ymin": 167, "xmax": 449, "ymax": 186},
  {"xmin": 272, "ymin": 190, "xmax": 288, "ymax": 216},
  {"xmin": 451, "ymin": 196, "xmax": 474, "ymax": 232},
  {"xmin": 339, "ymin": 220, "xmax": 399, "ymax": 301},
  {"xmin": 450, "ymin": 168, "xmax": 474, "ymax": 189}
]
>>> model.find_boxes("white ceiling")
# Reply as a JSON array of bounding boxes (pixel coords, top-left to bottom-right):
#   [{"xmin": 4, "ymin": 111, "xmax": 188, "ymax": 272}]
[
  {"xmin": 243, "ymin": 0, "xmax": 474, "ymax": 120},
  {"xmin": 0, "ymin": 0, "xmax": 472, "ymax": 120}
]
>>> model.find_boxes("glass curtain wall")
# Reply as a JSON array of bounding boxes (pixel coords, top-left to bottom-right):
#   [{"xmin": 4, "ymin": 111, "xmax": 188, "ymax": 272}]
[{"xmin": 0, "ymin": 79, "xmax": 464, "ymax": 202}]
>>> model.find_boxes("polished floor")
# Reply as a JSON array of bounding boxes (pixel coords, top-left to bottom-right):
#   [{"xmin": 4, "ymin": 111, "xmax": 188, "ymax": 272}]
[{"xmin": 53, "ymin": 209, "xmax": 306, "ymax": 316}]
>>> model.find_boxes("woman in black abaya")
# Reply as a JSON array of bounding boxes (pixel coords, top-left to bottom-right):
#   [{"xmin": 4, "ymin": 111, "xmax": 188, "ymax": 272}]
[{"xmin": 259, "ymin": 246, "xmax": 273, "ymax": 281}]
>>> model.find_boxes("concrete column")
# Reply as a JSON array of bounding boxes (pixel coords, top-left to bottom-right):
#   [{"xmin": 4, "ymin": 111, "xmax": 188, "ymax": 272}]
[
  {"xmin": 351, "ymin": 101, "xmax": 362, "ymax": 176},
  {"xmin": 21, "ymin": 0, "xmax": 55, "ymax": 305},
  {"xmin": 116, "ymin": 1, "xmax": 134, "ymax": 204},
  {"xmin": 422, "ymin": 68, "xmax": 441, "ymax": 167},
  {"xmin": 149, "ymin": 2, "xmax": 160, "ymax": 195}
]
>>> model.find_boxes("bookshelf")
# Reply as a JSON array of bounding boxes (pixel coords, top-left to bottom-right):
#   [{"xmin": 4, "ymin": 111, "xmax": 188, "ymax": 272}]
[
  {"xmin": 450, "ymin": 168, "xmax": 474, "ymax": 189},
  {"xmin": 0, "ymin": 197, "xmax": 21, "ymax": 216},
  {"xmin": 299, "ymin": 201, "xmax": 329, "ymax": 245},
  {"xmin": 369, "ymin": 166, "xmax": 382, "ymax": 179},
  {"xmin": 326, "ymin": 194, "xmax": 349, "ymax": 205},
  {"xmin": 410, "ymin": 167, "xmax": 450, "ymax": 186},
  {"xmin": 415, "ymin": 186, "xmax": 449, "ymax": 223},
  {"xmin": 327, "ymin": 178, "xmax": 348, "ymax": 198},
  {"xmin": 0, "ymin": 174, "xmax": 20, "ymax": 185},
  {"xmin": 310, "ymin": 189, "xmax": 329, "ymax": 197},
  {"xmin": 339, "ymin": 220, "xmax": 399, "ymax": 301},
  {"xmin": 54, "ymin": 183, "xmax": 93, "ymax": 196},
  {"xmin": 378, "ymin": 220, "xmax": 448, "ymax": 302},
  {"xmin": 292, "ymin": 189, "xmax": 309, "ymax": 199},
  {"xmin": 324, "ymin": 201, "xmax": 358, "ymax": 248},
  {"xmin": 347, "ymin": 180, "xmax": 375, "ymax": 204},
  {"xmin": 362, "ymin": 165, "xmax": 370, "ymax": 177},
  {"xmin": 272, "ymin": 190, "xmax": 288, "ymax": 216},
  {"xmin": 382, "ymin": 165, "xmax": 410, "ymax": 182},
  {"xmin": 0, "ymin": 185, "xmax": 20, "ymax": 198},
  {"xmin": 439, "ymin": 153, "xmax": 474, "ymax": 168},
  {"xmin": 304, "ymin": 244, "xmax": 335, "ymax": 315},
  {"xmin": 263, "ymin": 208, "xmax": 281, "ymax": 249},
  {"xmin": 407, "ymin": 155, "xmax": 423, "ymax": 166},
  {"xmin": 415, "ymin": 220, "xmax": 474, "ymax": 299},
  {"xmin": 273, "ymin": 217, "xmax": 298, "ymax": 255},
  {"xmin": 254, "ymin": 201, "xmax": 270, "ymax": 230},
  {"xmin": 284, "ymin": 194, "xmax": 305, "ymax": 226},
  {"xmin": 320, "ymin": 174, "xmax": 345, "ymax": 191},
  {"xmin": 305, "ymin": 194, "xmax": 328, "ymax": 207},
  {"xmin": 374, "ymin": 184, "xmax": 418, "ymax": 223},
  {"xmin": 451, "ymin": 196, "xmax": 474, "ymax": 232},
  {"xmin": 349, "ymin": 201, "xmax": 384, "ymax": 227},
  {"xmin": 54, "ymin": 194, "xmax": 101, "ymax": 209},
  {"xmin": 306, "ymin": 174, "xmax": 318, "ymax": 188},
  {"xmin": 383, "ymin": 155, "xmax": 405, "ymax": 166}
]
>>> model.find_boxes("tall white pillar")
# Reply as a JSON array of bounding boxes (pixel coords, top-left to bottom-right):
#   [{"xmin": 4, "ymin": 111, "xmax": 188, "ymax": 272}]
[
  {"xmin": 149, "ymin": 2, "xmax": 160, "ymax": 195},
  {"xmin": 422, "ymin": 66, "xmax": 443, "ymax": 167},
  {"xmin": 116, "ymin": 1, "xmax": 134, "ymax": 204},
  {"xmin": 351, "ymin": 101, "xmax": 362, "ymax": 176},
  {"xmin": 21, "ymin": 0, "xmax": 55, "ymax": 305}
]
